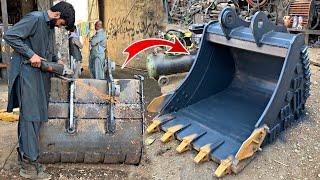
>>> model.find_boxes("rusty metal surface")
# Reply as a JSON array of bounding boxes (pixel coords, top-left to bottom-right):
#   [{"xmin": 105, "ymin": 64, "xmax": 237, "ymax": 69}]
[
  {"xmin": 167, "ymin": 0, "xmax": 238, "ymax": 25},
  {"xmin": 48, "ymin": 103, "xmax": 142, "ymax": 119},
  {"xmin": 246, "ymin": 0, "xmax": 267, "ymax": 7},
  {"xmin": 49, "ymin": 78, "xmax": 140, "ymax": 104},
  {"xmin": 40, "ymin": 78, "xmax": 143, "ymax": 164},
  {"xmin": 289, "ymin": 0, "xmax": 313, "ymax": 28},
  {"xmin": 39, "ymin": 119, "xmax": 142, "ymax": 164},
  {"xmin": 165, "ymin": 0, "xmax": 283, "ymax": 26}
]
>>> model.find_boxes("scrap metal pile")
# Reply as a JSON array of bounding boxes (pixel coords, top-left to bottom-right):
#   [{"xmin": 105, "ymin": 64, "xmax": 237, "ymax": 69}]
[
  {"xmin": 166, "ymin": 0, "xmax": 289, "ymax": 25},
  {"xmin": 287, "ymin": 0, "xmax": 320, "ymax": 30}
]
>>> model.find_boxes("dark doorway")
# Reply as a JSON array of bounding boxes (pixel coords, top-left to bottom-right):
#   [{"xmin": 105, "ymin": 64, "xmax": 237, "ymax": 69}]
[
  {"xmin": 98, "ymin": 0, "xmax": 104, "ymax": 23},
  {"xmin": 1, "ymin": 0, "xmax": 37, "ymax": 25}
]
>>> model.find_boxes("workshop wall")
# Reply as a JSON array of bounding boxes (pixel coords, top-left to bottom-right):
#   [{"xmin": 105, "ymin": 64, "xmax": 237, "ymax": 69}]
[{"xmin": 103, "ymin": 0, "xmax": 166, "ymax": 69}]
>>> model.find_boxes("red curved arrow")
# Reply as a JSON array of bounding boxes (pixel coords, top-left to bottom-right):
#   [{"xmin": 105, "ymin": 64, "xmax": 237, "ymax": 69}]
[{"xmin": 121, "ymin": 38, "xmax": 190, "ymax": 69}]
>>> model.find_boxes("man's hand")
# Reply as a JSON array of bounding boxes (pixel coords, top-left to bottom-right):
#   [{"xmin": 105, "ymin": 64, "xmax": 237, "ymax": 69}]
[
  {"xmin": 29, "ymin": 54, "xmax": 42, "ymax": 68},
  {"xmin": 57, "ymin": 60, "xmax": 64, "ymax": 64}
]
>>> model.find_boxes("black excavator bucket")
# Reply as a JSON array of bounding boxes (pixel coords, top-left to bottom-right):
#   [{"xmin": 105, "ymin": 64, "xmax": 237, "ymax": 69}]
[{"xmin": 147, "ymin": 8, "xmax": 310, "ymax": 177}]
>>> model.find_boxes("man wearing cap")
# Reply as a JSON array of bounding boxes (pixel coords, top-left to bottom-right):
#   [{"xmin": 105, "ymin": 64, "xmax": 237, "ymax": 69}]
[{"xmin": 89, "ymin": 20, "xmax": 107, "ymax": 79}]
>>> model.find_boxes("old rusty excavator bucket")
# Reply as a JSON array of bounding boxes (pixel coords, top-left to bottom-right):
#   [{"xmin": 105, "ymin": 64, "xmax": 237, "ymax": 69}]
[
  {"xmin": 147, "ymin": 8, "xmax": 310, "ymax": 177},
  {"xmin": 39, "ymin": 61, "xmax": 144, "ymax": 164}
]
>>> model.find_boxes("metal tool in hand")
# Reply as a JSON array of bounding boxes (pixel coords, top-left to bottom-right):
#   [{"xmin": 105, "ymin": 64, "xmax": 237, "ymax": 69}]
[{"xmin": 23, "ymin": 58, "xmax": 74, "ymax": 76}]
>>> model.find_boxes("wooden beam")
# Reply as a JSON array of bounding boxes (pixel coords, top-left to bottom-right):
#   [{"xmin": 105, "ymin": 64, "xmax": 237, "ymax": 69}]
[
  {"xmin": 0, "ymin": 0, "xmax": 8, "ymax": 32},
  {"xmin": 1, "ymin": 0, "xmax": 9, "ymax": 80},
  {"xmin": 37, "ymin": 0, "xmax": 53, "ymax": 10}
]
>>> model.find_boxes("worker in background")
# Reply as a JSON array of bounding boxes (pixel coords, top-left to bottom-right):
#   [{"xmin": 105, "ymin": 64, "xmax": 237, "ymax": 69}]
[
  {"xmin": 89, "ymin": 20, "xmax": 107, "ymax": 79},
  {"xmin": 3, "ymin": 2, "xmax": 75, "ymax": 179},
  {"xmin": 69, "ymin": 26, "xmax": 83, "ymax": 78}
]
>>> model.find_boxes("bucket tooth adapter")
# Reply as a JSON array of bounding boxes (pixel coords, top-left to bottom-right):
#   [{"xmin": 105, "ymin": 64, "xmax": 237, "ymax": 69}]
[
  {"xmin": 39, "ymin": 60, "xmax": 144, "ymax": 164},
  {"xmin": 147, "ymin": 8, "xmax": 310, "ymax": 177}
]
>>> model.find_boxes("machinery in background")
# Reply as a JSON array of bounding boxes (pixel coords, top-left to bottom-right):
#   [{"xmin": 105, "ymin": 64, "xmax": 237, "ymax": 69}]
[
  {"xmin": 147, "ymin": 24, "xmax": 204, "ymax": 86},
  {"xmin": 287, "ymin": 0, "xmax": 320, "ymax": 30},
  {"xmin": 286, "ymin": 0, "xmax": 320, "ymax": 46},
  {"xmin": 147, "ymin": 52, "xmax": 197, "ymax": 86},
  {"xmin": 165, "ymin": 0, "xmax": 281, "ymax": 25},
  {"xmin": 164, "ymin": 0, "xmax": 320, "ymax": 45}
]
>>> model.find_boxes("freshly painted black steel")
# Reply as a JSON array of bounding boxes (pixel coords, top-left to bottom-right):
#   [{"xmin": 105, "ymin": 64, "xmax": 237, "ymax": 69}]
[
  {"xmin": 218, "ymin": 8, "xmax": 250, "ymax": 39},
  {"xmin": 156, "ymin": 8, "xmax": 310, "ymax": 162}
]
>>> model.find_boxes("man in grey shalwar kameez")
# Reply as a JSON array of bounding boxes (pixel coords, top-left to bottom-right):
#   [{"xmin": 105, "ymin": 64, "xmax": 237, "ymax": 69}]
[
  {"xmin": 4, "ymin": 2, "xmax": 75, "ymax": 179},
  {"xmin": 69, "ymin": 26, "xmax": 83, "ymax": 78},
  {"xmin": 89, "ymin": 21, "xmax": 106, "ymax": 79}
]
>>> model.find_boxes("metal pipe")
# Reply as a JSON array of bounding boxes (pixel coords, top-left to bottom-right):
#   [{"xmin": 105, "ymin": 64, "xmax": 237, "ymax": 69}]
[
  {"xmin": 134, "ymin": 75, "xmax": 145, "ymax": 134},
  {"xmin": 67, "ymin": 81, "xmax": 76, "ymax": 134},
  {"xmin": 105, "ymin": 59, "xmax": 117, "ymax": 133},
  {"xmin": 147, "ymin": 53, "xmax": 196, "ymax": 79}
]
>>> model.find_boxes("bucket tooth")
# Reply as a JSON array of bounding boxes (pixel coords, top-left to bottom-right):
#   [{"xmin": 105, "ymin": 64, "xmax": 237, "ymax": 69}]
[
  {"xmin": 214, "ymin": 156, "xmax": 233, "ymax": 178},
  {"xmin": 176, "ymin": 134, "xmax": 197, "ymax": 153},
  {"xmin": 194, "ymin": 144, "xmax": 212, "ymax": 163},
  {"xmin": 235, "ymin": 125, "xmax": 268, "ymax": 161},
  {"xmin": 160, "ymin": 124, "xmax": 188, "ymax": 143},
  {"xmin": 146, "ymin": 114, "xmax": 175, "ymax": 134},
  {"xmin": 147, "ymin": 120, "xmax": 162, "ymax": 134},
  {"xmin": 176, "ymin": 133, "xmax": 205, "ymax": 153},
  {"xmin": 176, "ymin": 140, "xmax": 190, "ymax": 153},
  {"xmin": 194, "ymin": 140, "xmax": 224, "ymax": 163}
]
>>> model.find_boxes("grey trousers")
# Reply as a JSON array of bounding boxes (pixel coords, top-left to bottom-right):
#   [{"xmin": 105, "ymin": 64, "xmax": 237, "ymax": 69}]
[
  {"xmin": 18, "ymin": 121, "xmax": 41, "ymax": 161},
  {"xmin": 15, "ymin": 77, "xmax": 42, "ymax": 161},
  {"xmin": 89, "ymin": 56, "xmax": 105, "ymax": 80},
  {"xmin": 70, "ymin": 56, "xmax": 82, "ymax": 78}
]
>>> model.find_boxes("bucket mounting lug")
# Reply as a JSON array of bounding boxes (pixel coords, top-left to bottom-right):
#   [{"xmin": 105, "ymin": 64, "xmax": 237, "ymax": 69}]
[
  {"xmin": 219, "ymin": 7, "xmax": 250, "ymax": 39},
  {"xmin": 250, "ymin": 11, "xmax": 287, "ymax": 46}
]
